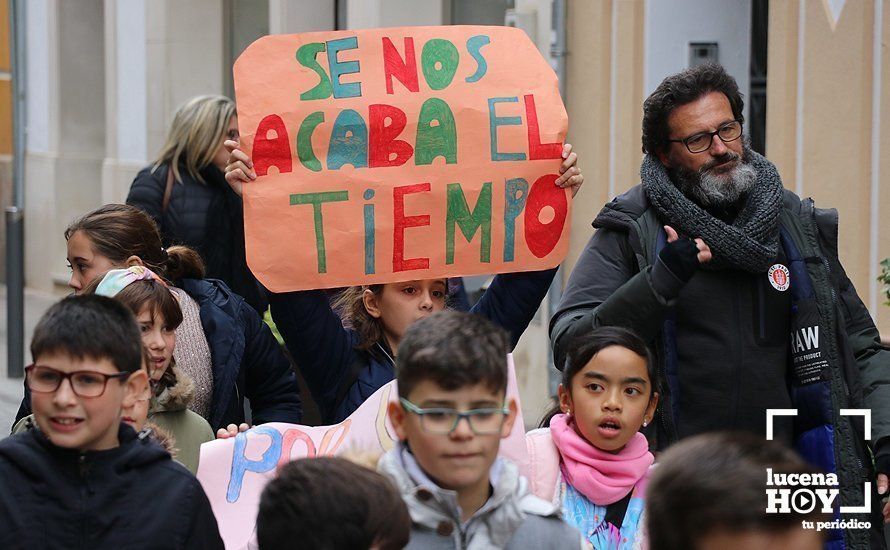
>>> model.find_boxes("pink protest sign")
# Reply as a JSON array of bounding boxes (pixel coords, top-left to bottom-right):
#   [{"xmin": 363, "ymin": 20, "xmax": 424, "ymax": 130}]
[
  {"xmin": 234, "ymin": 25, "xmax": 569, "ymax": 292},
  {"xmin": 197, "ymin": 356, "xmax": 528, "ymax": 549}
]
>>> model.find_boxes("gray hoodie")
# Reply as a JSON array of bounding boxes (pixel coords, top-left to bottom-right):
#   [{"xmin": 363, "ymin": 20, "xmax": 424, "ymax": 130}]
[{"xmin": 378, "ymin": 445, "xmax": 585, "ymax": 550}]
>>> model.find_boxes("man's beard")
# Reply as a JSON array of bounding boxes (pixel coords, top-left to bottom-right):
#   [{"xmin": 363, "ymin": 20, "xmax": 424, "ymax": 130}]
[{"xmin": 670, "ymin": 143, "xmax": 757, "ymax": 208}]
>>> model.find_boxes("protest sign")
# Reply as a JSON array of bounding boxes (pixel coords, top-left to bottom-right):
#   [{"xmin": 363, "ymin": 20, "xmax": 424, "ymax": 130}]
[
  {"xmin": 233, "ymin": 26, "xmax": 569, "ymax": 291},
  {"xmin": 197, "ymin": 355, "xmax": 528, "ymax": 549}
]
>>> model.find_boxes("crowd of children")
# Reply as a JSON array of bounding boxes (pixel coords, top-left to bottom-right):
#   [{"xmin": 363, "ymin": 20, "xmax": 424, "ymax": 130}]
[
  {"xmin": 0, "ymin": 288, "xmax": 828, "ymax": 550},
  {"xmin": 0, "ymin": 108, "xmax": 838, "ymax": 549}
]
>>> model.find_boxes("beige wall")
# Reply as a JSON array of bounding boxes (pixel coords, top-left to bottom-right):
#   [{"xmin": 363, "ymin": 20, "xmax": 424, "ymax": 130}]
[
  {"xmin": 564, "ymin": 0, "xmax": 645, "ymax": 275},
  {"xmin": 0, "ymin": 0, "xmax": 12, "ymax": 283},
  {"xmin": 768, "ymin": 0, "xmax": 890, "ymax": 334}
]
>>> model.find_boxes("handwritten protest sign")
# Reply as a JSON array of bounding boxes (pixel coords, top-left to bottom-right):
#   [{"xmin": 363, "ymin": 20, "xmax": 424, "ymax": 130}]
[
  {"xmin": 233, "ymin": 26, "xmax": 569, "ymax": 291},
  {"xmin": 197, "ymin": 356, "xmax": 528, "ymax": 549}
]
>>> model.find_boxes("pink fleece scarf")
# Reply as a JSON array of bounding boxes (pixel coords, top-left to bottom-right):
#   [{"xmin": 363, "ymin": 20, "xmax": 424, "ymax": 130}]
[{"xmin": 550, "ymin": 413, "xmax": 654, "ymax": 505}]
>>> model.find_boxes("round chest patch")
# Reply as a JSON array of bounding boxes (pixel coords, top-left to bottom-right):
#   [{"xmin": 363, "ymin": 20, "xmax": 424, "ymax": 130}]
[{"xmin": 768, "ymin": 264, "xmax": 791, "ymax": 292}]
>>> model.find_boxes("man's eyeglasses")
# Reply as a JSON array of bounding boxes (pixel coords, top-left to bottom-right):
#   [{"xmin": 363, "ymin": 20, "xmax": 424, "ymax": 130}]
[
  {"xmin": 669, "ymin": 120, "xmax": 743, "ymax": 154},
  {"xmin": 400, "ymin": 398, "xmax": 508, "ymax": 435},
  {"xmin": 25, "ymin": 364, "xmax": 131, "ymax": 398}
]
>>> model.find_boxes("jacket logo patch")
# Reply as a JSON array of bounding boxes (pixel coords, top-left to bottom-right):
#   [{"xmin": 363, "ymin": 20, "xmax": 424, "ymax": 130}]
[{"xmin": 768, "ymin": 264, "xmax": 790, "ymax": 292}]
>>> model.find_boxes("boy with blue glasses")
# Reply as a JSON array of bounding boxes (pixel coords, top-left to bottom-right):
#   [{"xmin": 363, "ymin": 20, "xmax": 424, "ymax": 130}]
[{"xmin": 380, "ymin": 310, "xmax": 583, "ymax": 549}]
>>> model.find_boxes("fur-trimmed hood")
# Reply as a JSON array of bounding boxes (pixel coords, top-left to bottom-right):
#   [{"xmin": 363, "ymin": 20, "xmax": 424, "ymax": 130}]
[
  {"xmin": 151, "ymin": 365, "xmax": 195, "ymax": 414},
  {"xmin": 142, "ymin": 422, "xmax": 178, "ymax": 458}
]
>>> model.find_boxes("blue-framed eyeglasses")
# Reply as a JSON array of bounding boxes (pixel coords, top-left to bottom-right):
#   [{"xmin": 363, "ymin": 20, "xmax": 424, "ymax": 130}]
[{"xmin": 399, "ymin": 398, "xmax": 508, "ymax": 435}]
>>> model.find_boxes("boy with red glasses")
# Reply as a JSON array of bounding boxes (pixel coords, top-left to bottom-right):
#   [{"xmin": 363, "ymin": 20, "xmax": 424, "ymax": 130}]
[{"xmin": 0, "ymin": 295, "xmax": 222, "ymax": 549}]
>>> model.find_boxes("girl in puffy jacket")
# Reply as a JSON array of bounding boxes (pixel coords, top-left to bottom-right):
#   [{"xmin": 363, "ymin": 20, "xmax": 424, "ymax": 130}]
[
  {"xmin": 527, "ymin": 327, "xmax": 659, "ymax": 550},
  {"xmin": 222, "ymin": 141, "xmax": 583, "ymax": 424},
  {"xmin": 88, "ymin": 267, "xmax": 215, "ymax": 473}
]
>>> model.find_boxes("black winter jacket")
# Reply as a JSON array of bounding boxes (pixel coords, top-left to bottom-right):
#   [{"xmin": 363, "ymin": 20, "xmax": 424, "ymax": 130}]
[
  {"xmin": 552, "ymin": 184, "xmax": 890, "ymax": 549},
  {"xmin": 179, "ymin": 278, "xmax": 302, "ymax": 429},
  {"xmin": 272, "ymin": 268, "xmax": 557, "ymax": 424},
  {"xmin": 0, "ymin": 423, "xmax": 223, "ymax": 549},
  {"xmin": 127, "ymin": 163, "xmax": 267, "ymax": 313}
]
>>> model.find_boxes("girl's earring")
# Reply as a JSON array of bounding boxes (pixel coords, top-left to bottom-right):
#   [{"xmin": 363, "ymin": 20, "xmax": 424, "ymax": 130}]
[{"xmin": 642, "ymin": 419, "xmax": 649, "ymax": 427}]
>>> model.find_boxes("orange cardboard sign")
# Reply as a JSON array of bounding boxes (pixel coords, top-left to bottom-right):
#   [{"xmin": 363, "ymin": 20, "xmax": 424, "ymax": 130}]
[{"xmin": 234, "ymin": 26, "xmax": 569, "ymax": 292}]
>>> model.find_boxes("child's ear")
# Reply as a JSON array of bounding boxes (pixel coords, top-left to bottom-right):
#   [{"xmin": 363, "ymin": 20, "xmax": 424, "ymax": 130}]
[
  {"xmin": 500, "ymin": 398, "xmax": 519, "ymax": 439},
  {"xmin": 645, "ymin": 392, "xmax": 660, "ymax": 426},
  {"xmin": 557, "ymin": 383, "xmax": 572, "ymax": 414},
  {"xmin": 387, "ymin": 400, "xmax": 408, "ymax": 441},
  {"xmin": 125, "ymin": 255, "xmax": 145, "ymax": 268},
  {"xmin": 138, "ymin": 380, "xmax": 152, "ymax": 400},
  {"xmin": 122, "ymin": 369, "xmax": 149, "ymax": 410},
  {"xmin": 362, "ymin": 289, "xmax": 383, "ymax": 319}
]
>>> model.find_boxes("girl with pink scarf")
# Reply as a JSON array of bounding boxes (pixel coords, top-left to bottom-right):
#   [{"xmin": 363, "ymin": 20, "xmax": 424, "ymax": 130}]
[{"xmin": 525, "ymin": 327, "xmax": 659, "ymax": 549}]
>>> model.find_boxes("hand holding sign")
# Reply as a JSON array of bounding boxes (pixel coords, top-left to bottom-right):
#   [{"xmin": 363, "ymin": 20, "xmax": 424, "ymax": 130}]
[
  {"xmin": 233, "ymin": 26, "xmax": 571, "ymax": 292},
  {"xmin": 224, "ymin": 140, "xmax": 255, "ymax": 196}
]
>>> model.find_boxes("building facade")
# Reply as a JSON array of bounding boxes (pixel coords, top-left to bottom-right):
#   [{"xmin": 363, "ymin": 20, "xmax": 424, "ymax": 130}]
[{"xmin": 13, "ymin": 0, "xmax": 890, "ymax": 421}]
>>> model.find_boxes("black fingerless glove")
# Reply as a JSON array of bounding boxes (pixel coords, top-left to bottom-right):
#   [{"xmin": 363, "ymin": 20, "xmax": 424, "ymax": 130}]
[{"xmin": 650, "ymin": 238, "xmax": 701, "ymax": 300}]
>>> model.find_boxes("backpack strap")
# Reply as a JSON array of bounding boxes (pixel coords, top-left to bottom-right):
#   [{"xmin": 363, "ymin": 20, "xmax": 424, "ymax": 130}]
[
  {"xmin": 162, "ymin": 165, "xmax": 175, "ymax": 214},
  {"xmin": 655, "ymin": 228, "xmax": 681, "ymax": 429}
]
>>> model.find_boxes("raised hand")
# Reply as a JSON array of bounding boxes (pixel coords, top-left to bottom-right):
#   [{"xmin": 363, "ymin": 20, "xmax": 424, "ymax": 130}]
[
  {"xmin": 555, "ymin": 143, "xmax": 583, "ymax": 197},
  {"xmin": 223, "ymin": 140, "xmax": 256, "ymax": 197},
  {"xmin": 664, "ymin": 225, "xmax": 712, "ymax": 264}
]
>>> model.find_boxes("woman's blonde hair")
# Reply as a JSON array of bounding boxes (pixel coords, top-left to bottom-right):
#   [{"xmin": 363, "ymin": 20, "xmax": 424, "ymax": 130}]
[{"xmin": 153, "ymin": 95, "xmax": 236, "ymax": 184}]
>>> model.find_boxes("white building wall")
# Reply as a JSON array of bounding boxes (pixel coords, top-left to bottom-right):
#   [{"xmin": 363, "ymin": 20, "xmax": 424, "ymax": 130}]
[
  {"xmin": 269, "ymin": 0, "xmax": 334, "ymax": 34},
  {"xmin": 25, "ymin": 0, "xmax": 52, "ymax": 154},
  {"xmin": 645, "ymin": 0, "xmax": 752, "ymax": 122},
  {"xmin": 347, "ymin": 0, "xmax": 443, "ymax": 29},
  {"xmin": 116, "ymin": 0, "xmax": 148, "ymax": 163}
]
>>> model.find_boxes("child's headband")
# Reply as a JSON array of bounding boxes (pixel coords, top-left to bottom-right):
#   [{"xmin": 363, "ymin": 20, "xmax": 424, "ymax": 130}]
[{"xmin": 94, "ymin": 266, "xmax": 168, "ymax": 298}]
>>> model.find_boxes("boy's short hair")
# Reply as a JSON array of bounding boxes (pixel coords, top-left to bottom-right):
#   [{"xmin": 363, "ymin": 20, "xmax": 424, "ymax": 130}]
[
  {"xmin": 646, "ymin": 432, "xmax": 826, "ymax": 550},
  {"xmin": 30, "ymin": 295, "xmax": 143, "ymax": 373},
  {"xmin": 396, "ymin": 311, "xmax": 509, "ymax": 399},
  {"xmin": 257, "ymin": 456, "xmax": 410, "ymax": 550}
]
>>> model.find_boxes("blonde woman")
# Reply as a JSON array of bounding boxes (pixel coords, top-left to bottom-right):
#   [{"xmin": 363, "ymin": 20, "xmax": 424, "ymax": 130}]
[{"xmin": 127, "ymin": 95, "xmax": 266, "ymax": 312}]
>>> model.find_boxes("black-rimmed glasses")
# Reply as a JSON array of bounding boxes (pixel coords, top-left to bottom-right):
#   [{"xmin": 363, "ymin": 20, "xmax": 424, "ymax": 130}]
[
  {"xmin": 25, "ymin": 364, "xmax": 131, "ymax": 398},
  {"xmin": 669, "ymin": 120, "xmax": 743, "ymax": 153},
  {"xmin": 400, "ymin": 398, "xmax": 508, "ymax": 435}
]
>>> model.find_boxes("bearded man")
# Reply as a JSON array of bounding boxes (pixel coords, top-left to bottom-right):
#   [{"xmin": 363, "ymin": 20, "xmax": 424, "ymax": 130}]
[{"xmin": 550, "ymin": 64, "xmax": 889, "ymax": 549}]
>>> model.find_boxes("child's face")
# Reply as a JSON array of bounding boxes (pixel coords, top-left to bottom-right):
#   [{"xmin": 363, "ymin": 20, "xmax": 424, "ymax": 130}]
[
  {"xmin": 136, "ymin": 305, "xmax": 176, "ymax": 381},
  {"xmin": 120, "ymin": 393, "xmax": 150, "ymax": 431},
  {"xmin": 389, "ymin": 380, "xmax": 516, "ymax": 493},
  {"xmin": 558, "ymin": 346, "xmax": 658, "ymax": 453},
  {"xmin": 121, "ymin": 355, "xmax": 151, "ymax": 430},
  {"xmin": 30, "ymin": 352, "xmax": 148, "ymax": 451},
  {"xmin": 66, "ymin": 231, "xmax": 122, "ymax": 293},
  {"xmin": 364, "ymin": 279, "xmax": 447, "ymax": 349}
]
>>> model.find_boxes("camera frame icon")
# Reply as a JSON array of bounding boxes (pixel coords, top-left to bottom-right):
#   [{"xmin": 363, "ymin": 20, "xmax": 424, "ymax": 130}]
[{"xmin": 765, "ymin": 408, "xmax": 872, "ymax": 514}]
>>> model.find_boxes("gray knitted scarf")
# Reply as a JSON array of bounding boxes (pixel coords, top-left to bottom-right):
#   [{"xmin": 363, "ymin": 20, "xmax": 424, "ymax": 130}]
[{"xmin": 641, "ymin": 150, "xmax": 784, "ymax": 273}]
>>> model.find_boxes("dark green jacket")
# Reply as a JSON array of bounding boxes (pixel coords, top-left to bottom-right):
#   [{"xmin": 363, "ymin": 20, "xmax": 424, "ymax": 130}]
[{"xmin": 551, "ymin": 184, "xmax": 889, "ymax": 549}]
